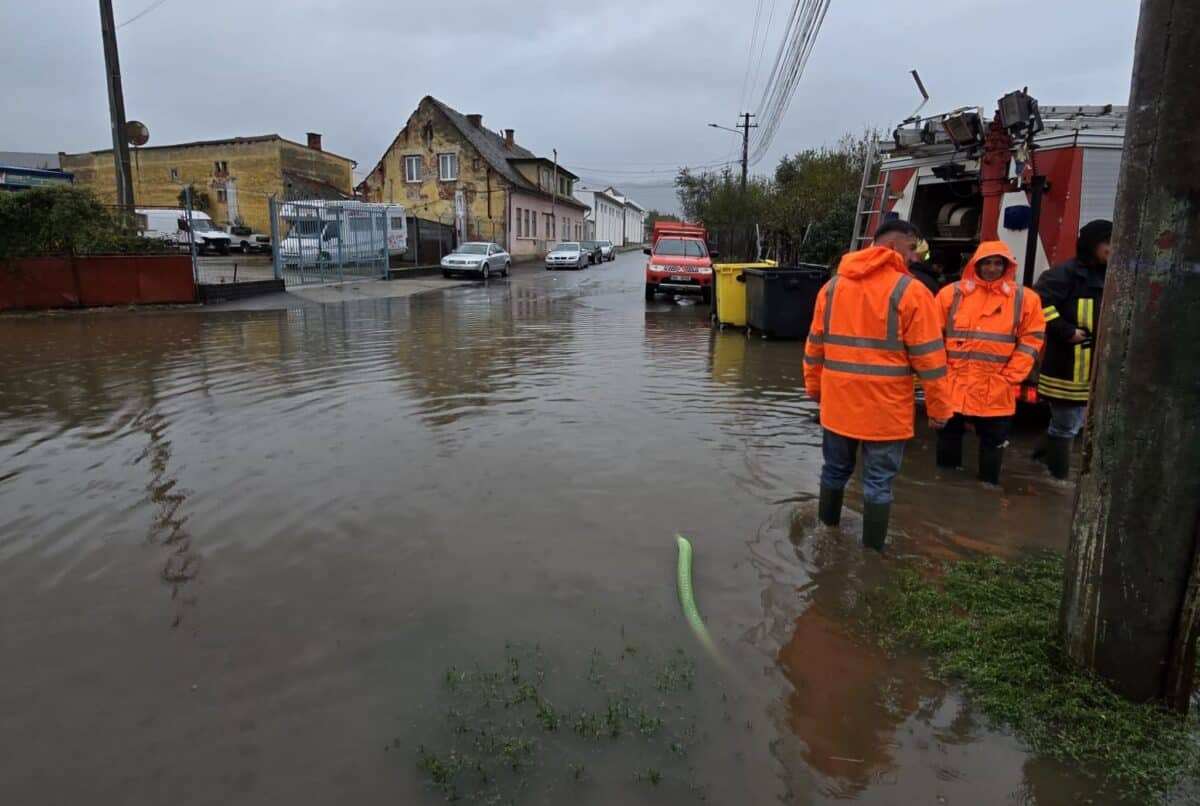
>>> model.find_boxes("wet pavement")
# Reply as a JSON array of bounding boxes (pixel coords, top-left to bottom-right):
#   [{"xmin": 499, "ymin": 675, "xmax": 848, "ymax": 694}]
[{"xmin": 0, "ymin": 251, "xmax": 1119, "ymax": 804}]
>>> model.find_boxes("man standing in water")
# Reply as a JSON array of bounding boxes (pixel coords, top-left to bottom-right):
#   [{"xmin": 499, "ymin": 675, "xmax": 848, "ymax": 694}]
[
  {"xmin": 804, "ymin": 220, "xmax": 953, "ymax": 551},
  {"xmin": 1033, "ymin": 220, "xmax": 1112, "ymax": 479}
]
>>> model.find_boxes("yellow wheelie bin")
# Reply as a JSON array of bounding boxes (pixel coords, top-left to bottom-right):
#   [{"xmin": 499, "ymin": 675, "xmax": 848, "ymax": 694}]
[{"xmin": 714, "ymin": 261, "xmax": 777, "ymax": 327}]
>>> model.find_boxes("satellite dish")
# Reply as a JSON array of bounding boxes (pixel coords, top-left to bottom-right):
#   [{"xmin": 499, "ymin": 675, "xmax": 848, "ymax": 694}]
[{"xmin": 127, "ymin": 120, "xmax": 150, "ymax": 147}]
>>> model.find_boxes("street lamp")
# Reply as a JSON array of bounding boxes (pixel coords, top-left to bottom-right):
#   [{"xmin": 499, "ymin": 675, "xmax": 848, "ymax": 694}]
[{"xmin": 707, "ymin": 122, "xmax": 740, "ymax": 135}]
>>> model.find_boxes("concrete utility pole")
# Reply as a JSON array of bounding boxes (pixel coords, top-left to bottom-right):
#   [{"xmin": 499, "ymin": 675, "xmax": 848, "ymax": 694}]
[
  {"xmin": 1059, "ymin": 0, "xmax": 1200, "ymax": 712},
  {"xmin": 98, "ymin": 0, "xmax": 135, "ymax": 210},
  {"xmin": 739, "ymin": 112, "xmax": 757, "ymax": 193}
]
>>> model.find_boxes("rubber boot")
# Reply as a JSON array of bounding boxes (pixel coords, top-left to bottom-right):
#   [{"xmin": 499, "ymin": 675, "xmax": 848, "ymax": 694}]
[
  {"xmin": 936, "ymin": 432, "xmax": 963, "ymax": 470},
  {"xmin": 978, "ymin": 444, "xmax": 1004, "ymax": 485},
  {"xmin": 862, "ymin": 502, "xmax": 890, "ymax": 552},
  {"xmin": 1045, "ymin": 436, "xmax": 1072, "ymax": 480},
  {"xmin": 818, "ymin": 485, "xmax": 844, "ymax": 526}
]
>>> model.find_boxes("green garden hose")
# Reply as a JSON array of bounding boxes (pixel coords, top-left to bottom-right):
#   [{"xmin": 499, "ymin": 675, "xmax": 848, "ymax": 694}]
[{"xmin": 675, "ymin": 534, "xmax": 720, "ymax": 663}]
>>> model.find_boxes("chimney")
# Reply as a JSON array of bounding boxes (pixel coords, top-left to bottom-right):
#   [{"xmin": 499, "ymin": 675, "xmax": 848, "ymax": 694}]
[
  {"xmin": 306, "ymin": 132, "xmax": 323, "ymax": 151},
  {"xmin": 504, "ymin": 128, "xmax": 515, "ymax": 147},
  {"xmin": 466, "ymin": 114, "xmax": 483, "ymax": 128}
]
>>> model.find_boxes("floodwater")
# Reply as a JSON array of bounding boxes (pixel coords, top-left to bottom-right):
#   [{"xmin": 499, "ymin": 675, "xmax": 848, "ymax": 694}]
[{"xmin": 0, "ymin": 251, "xmax": 1120, "ymax": 804}]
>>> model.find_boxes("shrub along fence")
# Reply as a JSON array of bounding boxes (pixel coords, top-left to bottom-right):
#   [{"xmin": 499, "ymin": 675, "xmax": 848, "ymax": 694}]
[{"xmin": 0, "ymin": 186, "xmax": 195, "ymax": 312}]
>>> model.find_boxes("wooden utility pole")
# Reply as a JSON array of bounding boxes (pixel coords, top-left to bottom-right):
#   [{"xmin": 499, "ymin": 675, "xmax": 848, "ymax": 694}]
[
  {"xmin": 1059, "ymin": 0, "xmax": 1200, "ymax": 711},
  {"xmin": 99, "ymin": 0, "xmax": 135, "ymax": 210}
]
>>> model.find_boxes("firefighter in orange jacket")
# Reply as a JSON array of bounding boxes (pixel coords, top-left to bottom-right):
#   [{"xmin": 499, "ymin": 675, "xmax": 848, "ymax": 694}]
[
  {"xmin": 805, "ymin": 220, "xmax": 953, "ymax": 551},
  {"xmin": 933, "ymin": 242, "xmax": 1045, "ymax": 483}
]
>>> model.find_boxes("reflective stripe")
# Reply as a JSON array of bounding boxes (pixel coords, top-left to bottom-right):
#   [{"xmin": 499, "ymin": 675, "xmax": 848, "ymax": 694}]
[
  {"xmin": 1039, "ymin": 376, "xmax": 1089, "ymax": 392},
  {"xmin": 824, "ymin": 360, "xmax": 912, "ymax": 377},
  {"xmin": 947, "ymin": 330, "xmax": 1016, "ymax": 343},
  {"xmin": 1027, "ymin": 331, "xmax": 1045, "ymax": 339},
  {"xmin": 944, "ymin": 284, "xmax": 963, "ymax": 339},
  {"xmin": 804, "ymin": 354, "xmax": 824, "ymax": 366},
  {"xmin": 916, "ymin": 365, "xmax": 947, "ymax": 381},
  {"xmin": 1013, "ymin": 285, "xmax": 1025, "ymax": 336},
  {"xmin": 824, "ymin": 334, "xmax": 903, "ymax": 350},
  {"xmin": 1043, "ymin": 306, "xmax": 1060, "ymax": 322},
  {"xmin": 1074, "ymin": 299, "xmax": 1087, "ymax": 384},
  {"xmin": 1080, "ymin": 299, "xmax": 1094, "ymax": 383},
  {"xmin": 808, "ymin": 332, "xmax": 824, "ymax": 344},
  {"xmin": 948, "ymin": 350, "xmax": 1009, "ymax": 363},
  {"xmin": 823, "ymin": 276, "xmax": 838, "ymax": 335},
  {"xmin": 887, "ymin": 275, "xmax": 912, "ymax": 344},
  {"xmin": 907, "ymin": 338, "xmax": 944, "ymax": 356},
  {"xmin": 1016, "ymin": 343, "xmax": 1041, "ymax": 359}
]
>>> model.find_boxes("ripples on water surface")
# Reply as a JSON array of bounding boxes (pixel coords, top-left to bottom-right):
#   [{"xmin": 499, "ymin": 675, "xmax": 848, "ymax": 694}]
[{"xmin": 0, "ymin": 255, "xmax": 1114, "ymax": 804}]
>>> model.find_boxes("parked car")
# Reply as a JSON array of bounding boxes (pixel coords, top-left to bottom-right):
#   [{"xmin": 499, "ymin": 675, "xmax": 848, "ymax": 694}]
[
  {"xmin": 545, "ymin": 242, "xmax": 589, "ymax": 270},
  {"xmin": 227, "ymin": 225, "xmax": 271, "ymax": 254},
  {"xmin": 441, "ymin": 242, "xmax": 510, "ymax": 279},
  {"xmin": 278, "ymin": 200, "xmax": 406, "ymax": 267},
  {"xmin": 580, "ymin": 240, "xmax": 604, "ymax": 264},
  {"xmin": 599, "ymin": 240, "xmax": 616, "ymax": 261},
  {"xmin": 138, "ymin": 208, "xmax": 231, "ymax": 255}
]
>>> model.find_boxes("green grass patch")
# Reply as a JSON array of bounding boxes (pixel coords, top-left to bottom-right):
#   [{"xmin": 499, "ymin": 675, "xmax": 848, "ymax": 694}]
[
  {"xmin": 862, "ymin": 554, "xmax": 1200, "ymax": 799},
  {"xmin": 412, "ymin": 642, "xmax": 702, "ymax": 802}
]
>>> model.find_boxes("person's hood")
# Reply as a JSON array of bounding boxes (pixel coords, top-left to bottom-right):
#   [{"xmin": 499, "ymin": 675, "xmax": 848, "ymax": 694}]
[
  {"xmin": 961, "ymin": 240, "xmax": 1018, "ymax": 293},
  {"xmin": 1076, "ymin": 219, "xmax": 1112, "ymax": 266},
  {"xmin": 836, "ymin": 245, "xmax": 908, "ymax": 280}
]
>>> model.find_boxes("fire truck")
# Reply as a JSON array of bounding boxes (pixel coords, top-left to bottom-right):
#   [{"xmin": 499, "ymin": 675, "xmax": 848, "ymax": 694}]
[{"xmin": 852, "ymin": 91, "xmax": 1126, "ymax": 287}]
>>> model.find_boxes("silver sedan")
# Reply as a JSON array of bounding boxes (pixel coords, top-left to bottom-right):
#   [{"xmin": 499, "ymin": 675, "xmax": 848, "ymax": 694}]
[
  {"xmin": 441, "ymin": 242, "xmax": 511, "ymax": 279},
  {"xmin": 545, "ymin": 242, "xmax": 589, "ymax": 270}
]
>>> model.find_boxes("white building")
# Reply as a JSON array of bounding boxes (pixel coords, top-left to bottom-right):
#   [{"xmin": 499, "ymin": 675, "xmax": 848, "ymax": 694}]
[
  {"xmin": 573, "ymin": 186, "xmax": 625, "ymax": 244},
  {"xmin": 599, "ymin": 187, "xmax": 648, "ymax": 246}
]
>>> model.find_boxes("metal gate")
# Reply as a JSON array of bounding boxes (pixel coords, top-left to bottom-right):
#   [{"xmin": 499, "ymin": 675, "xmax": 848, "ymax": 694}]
[{"xmin": 270, "ymin": 198, "xmax": 389, "ymax": 285}]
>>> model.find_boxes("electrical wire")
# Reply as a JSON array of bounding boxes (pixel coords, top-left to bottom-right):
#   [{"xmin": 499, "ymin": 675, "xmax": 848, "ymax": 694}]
[{"xmin": 118, "ymin": 0, "xmax": 173, "ymax": 28}]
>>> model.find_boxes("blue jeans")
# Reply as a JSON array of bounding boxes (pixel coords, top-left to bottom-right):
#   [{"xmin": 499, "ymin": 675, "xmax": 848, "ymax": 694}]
[
  {"xmin": 1047, "ymin": 403, "xmax": 1086, "ymax": 438},
  {"xmin": 820, "ymin": 429, "xmax": 906, "ymax": 505}
]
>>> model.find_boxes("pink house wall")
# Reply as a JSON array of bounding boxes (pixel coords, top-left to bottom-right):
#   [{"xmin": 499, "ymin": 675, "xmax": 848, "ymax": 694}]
[{"xmin": 507, "ymin": 191, "xmax": 588, "ymax": 259}]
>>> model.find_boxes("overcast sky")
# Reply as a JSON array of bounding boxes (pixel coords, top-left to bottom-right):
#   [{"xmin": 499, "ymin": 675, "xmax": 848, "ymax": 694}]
[{"xmin": 4, "ymin": 0, "xmax": 1139, "ymax": 213}]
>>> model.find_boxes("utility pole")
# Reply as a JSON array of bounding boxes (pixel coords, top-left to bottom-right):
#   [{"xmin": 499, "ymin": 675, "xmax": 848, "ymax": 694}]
[
  {"xmin": 1059, "ymin": 0, "xmax": 1200, "ymax": 712},
  {"xmin": 551, "ymin": 148, "xmax": 558, "ymax": 243},
  {"xmin": 739, "ymin": 112, "xmax": 757, "ymax": 193},
  {"xmin": 99, "ymin": 0, "xmax": 135, "ymax": 210}
]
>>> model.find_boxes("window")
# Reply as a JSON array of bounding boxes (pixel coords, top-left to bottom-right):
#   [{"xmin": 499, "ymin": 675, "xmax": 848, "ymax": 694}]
[
  {"xmin": 404, "ymin": 155, "xmax": 422, "ymax": 183},
  {"xmin": 390, "ymin": 216, "xmax": 405, "ymax": 229},
  {"xmin": 213, "ymin": 160, "xmax": 227, "ymax": 174},
  {"xmin": 472, "ymin": 158, "xmax": 481, "ymax": 171},
  {"xmin": 558, "ymin": 176, "xmax": 569, "ymax": 195},
  {"xmin": 216, "ymin": 188, "xmax": 228, "ymax": 202},
  {"xmin": 531, "ymin": 210, "xmax": 537, "ymax": 238},
  {"xmin": 653, "ymin": 238, "xmax": 709, "ymax": 258},
  {"xmin": 439, "ymin": 153, "xmax": 459, "ymax": 181},
  {"xmin": 541, "ymin": 168, "xmax": 551, "ymax": 190}
]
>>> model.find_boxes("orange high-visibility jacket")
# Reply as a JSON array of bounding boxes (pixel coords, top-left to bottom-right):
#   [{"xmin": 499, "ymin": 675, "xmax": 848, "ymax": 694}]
[
  {"xmin": 935, "ymin": 241, "xmax": 1046, "ymax": 417},
  {"xmin": 804, "ymin": 246, "xmax": 952, "ymax": 441}
]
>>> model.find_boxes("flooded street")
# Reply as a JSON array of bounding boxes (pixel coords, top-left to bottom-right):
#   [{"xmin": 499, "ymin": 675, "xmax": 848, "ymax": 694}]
[{"xmin": 1, "ymin": 251, "xmax": 1108, "ymax": 804}]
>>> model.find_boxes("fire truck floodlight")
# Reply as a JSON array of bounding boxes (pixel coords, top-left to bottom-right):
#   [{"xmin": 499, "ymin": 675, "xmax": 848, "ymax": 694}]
[
  {"xmin": 942, "ymin": 111, "xmax": 983, "ymax": 148},
  {"xmin": 998, "ymin": 90, "xmax": 1045, "ymax": 136},
  {"xmin": 893, "ymin": 126, "xmax": 926, "ymax": 149}
]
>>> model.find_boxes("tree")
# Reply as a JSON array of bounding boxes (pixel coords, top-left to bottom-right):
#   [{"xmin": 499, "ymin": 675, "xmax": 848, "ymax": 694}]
[
  {"xmin": 177, "ymin": 188, "xmax": 212, "ymax": 213},
  {"xmin": 0, "ymin": 186, "xmax": 170, "ymax": 258},
  {"xmin": 1059, "ymin": 0, "xmax": 1200, "ymax": 712}
]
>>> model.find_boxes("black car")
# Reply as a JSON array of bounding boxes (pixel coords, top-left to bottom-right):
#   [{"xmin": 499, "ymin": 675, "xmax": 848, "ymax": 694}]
[{"xmin": 580, "ymin": 240, "xmax": 604, "ymax": 265}]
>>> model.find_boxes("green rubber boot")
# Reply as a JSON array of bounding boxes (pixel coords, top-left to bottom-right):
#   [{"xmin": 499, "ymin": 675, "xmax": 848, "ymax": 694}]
[
  {"xmin": 818, "ymin": 485, "xmax": 844, "ymax": 526},
  {"xmin": 862, "ymin": 502, "xmax": 890, "ymax": 552},
  {"xmin": 978, "ymin": 444, "xmax": 1004, "ymax": 485},
  {"xmin": 1045, "ymin": 436, "xmax": 1072, "ymax": 480}
]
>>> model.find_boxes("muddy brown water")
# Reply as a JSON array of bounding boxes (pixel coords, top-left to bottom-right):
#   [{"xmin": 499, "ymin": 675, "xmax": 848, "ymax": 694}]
[{"xmin": 0, "ymin": 252, "xmax": 1130, "ymax": 803}]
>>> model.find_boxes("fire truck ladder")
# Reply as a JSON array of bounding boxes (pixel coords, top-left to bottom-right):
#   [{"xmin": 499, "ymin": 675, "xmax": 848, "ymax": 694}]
[{"xmin": 849, "ymin": 138, "xmax": 892, "ymax": 251}]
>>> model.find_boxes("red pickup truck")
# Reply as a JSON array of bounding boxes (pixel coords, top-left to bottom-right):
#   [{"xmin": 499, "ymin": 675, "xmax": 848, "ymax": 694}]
[{"xmin": 644, "ymin": 222, "xmax": 717, "ymax": 302}]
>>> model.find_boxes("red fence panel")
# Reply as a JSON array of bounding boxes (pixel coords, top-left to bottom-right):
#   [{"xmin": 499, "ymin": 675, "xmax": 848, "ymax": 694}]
[{"xmin": 0, "ymin": 255, "xmax": 195, "ymax": 312}]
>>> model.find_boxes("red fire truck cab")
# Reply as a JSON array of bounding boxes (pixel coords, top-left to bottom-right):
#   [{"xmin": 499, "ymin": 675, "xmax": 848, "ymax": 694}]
[{"xmin": 644, "ymin": 221, "xmax": 717, "ymax": 302}]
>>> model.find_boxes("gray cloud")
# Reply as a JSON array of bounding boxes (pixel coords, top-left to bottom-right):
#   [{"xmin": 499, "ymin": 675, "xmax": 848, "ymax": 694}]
[{"xmin": 3, "ymin": 0, "xmax": 1139, "ymax": 213}]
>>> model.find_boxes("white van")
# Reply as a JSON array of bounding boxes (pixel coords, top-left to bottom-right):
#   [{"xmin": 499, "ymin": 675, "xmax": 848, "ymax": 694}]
[
  {"xmin": 277, "ymin": 200, "xmax": 407, "ymax": 266},
  {"xmin": 138, "ymin": 208, "xmax": 232, "ymax": 255}
]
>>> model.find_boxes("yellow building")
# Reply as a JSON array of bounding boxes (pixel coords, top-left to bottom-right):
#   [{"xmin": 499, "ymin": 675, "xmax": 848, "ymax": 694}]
[
  {"xmin": 60, "ymin": 133, "xmax": 355, "ymax": 233},
  {"xmin": 357, "ymin": 96, "xmax": 588, "ymax": 259}
]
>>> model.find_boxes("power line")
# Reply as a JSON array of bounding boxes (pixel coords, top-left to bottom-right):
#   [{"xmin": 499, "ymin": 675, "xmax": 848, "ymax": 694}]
[{"xmin": 118, "ymin": 0, "xmax": 173, "ymax": 28}]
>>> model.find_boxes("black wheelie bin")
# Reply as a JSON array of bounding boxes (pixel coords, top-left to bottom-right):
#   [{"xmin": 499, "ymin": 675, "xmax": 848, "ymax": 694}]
[{"xmin": 743, "ymin": 264, "xmax": 828, "ymax": 339}]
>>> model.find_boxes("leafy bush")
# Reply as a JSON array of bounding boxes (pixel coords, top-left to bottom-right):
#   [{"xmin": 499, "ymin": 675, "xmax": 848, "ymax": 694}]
[{"xmin": 0, "ymin": 186, "xmax": 173, "ymax": 259}]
